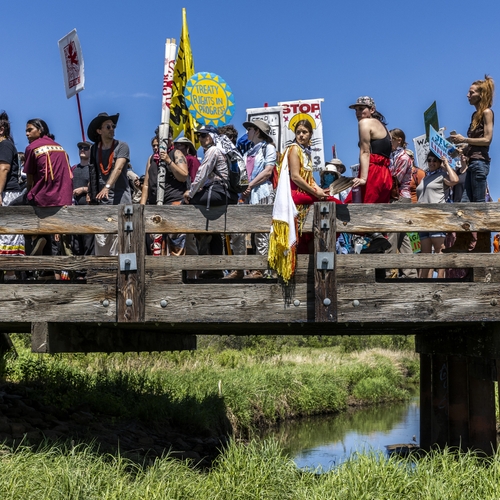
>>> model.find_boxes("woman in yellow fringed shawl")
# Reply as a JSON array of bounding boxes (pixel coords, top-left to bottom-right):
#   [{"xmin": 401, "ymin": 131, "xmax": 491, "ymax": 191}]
[{"xmin": 268, "ymin": 120, "xmax": 341, "ymax": 282}]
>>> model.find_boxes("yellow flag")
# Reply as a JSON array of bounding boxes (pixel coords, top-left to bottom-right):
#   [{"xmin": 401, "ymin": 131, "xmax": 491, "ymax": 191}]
[{"xmin": 170, "ymin": 8, "xmax": 198, "ymax": 144}]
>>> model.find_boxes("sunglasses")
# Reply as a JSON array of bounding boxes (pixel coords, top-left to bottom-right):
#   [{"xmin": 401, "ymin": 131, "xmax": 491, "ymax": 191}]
[
  {"xmin": 103, "ymin": 124, "xmax": 116, "ymax": 130},
  {"xmin": 199, "ymin": 133, "xmax": 208, "ymax": 138},
  {"xmin": 79, "ymin": 146, "xmax": 90, "ymax": 151}
]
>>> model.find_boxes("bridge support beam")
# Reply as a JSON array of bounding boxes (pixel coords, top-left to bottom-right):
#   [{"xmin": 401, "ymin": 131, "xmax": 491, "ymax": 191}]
[{"xmin": 416, "ymin": 327, "xmax": 499, "ymax": 455}]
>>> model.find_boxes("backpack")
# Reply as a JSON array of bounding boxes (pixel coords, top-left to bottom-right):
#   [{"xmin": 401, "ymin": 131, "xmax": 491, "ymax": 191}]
[{"xmin": 215, "ymin": 149, "xmax": 248, "ymax": 194}]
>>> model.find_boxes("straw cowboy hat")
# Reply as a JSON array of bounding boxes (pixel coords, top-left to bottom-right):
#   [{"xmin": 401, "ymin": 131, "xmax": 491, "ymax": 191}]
[
  {"xmin": 174, "ymin": 136, "xmax": 198, "ymax": 156},
  {"xmin": 242, "ymin": 119, "xmax": 273, "ymax": 143},
  {"xmin": 324, "ymin": 158, "xmax": 347, "ymax": 176},
  {"xmin": 87, "ymin": 112, "xmax": 120, "ymax": 143}
]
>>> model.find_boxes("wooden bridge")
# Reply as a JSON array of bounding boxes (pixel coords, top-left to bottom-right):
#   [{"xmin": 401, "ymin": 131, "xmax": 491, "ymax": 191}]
[{"xmin": 0, "ymin": 201, "xmax": 499, "ymax": 454}]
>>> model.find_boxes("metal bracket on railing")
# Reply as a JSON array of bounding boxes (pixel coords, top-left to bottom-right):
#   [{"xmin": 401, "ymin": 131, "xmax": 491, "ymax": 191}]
[
  {"xmin": 124, "ymin": 205, "xmax": 134, "ymax": 216},
  {"xmin": 119, "ymin": 253, "xmax": 137, "ymax": 272},
  {"xmin": 319, "ymin": 203, "xmax": 330, "ymax": 214},
  {"xmin": 316, "ymin": 252, "xmax": 334, "ymax": 270},
  {"xmin": 124, "ymin": 221, "xmax": 134, "ymax": 232}
]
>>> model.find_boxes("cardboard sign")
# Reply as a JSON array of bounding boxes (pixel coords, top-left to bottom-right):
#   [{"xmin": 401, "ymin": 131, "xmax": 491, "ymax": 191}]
[
  {"xmin": 278, "ymin": 99, "xmax": 325, "ymax": 170},
  {"xmin": 429, "ymin": 125, "xmax": 456, "ymax": 164},
  {"xmin": 246, "ymin": 106, "xmax": 283, "ymax": 150},
  {"xmin": 184, "ymin": 72, "xmax": 235, "ymax": 127},
  {"xmin": 58, "ymin": 29, "xmax": 85, "ymax": 99},
  {"xmin": 407, "ymin": 232, "xmax": 421, "ymax": 253}
]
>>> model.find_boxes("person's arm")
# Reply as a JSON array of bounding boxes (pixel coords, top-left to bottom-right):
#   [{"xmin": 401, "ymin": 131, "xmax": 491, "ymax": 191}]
[
  {"xmin": 442, "ymin": 157, "xmax": 459, "ymax": 186},
  {"xmin": 140, "ymin": 156, "xmax": 152, "ymax": 205},
  {"xmin": 353, "ymin": 119, "xmax": 371, "ymax": 188},
  {"xmin": 288, "ymin": 145, "xmax": 328, "ymax": 199},
  {"xmin": 96, "ymin": 157, "xmax": 128, "ymax": 201},
  {"xmin": 160, "ymin": 150, "xmax": 188, "ymax": 182},
  {"xmin": 0, "ymin": 162, "xmax": 10, "ymax": 204},
  {"xmin": 449, "ymin": 109, "xmax": 494, "ymax": 146}
]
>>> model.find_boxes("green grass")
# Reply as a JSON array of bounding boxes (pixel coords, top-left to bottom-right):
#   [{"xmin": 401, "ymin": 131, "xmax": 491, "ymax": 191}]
[
  {"xmin": 3, "ymin": 338, "xmax": 418, "ymax": 437},
  {"xmin": 1, "ymin": 440, "xmax": 499, "ymax": 499}
]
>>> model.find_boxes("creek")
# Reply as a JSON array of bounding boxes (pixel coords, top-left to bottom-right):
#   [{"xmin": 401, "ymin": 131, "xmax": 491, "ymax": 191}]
[{"xmin": 262, "ymin": 397, "xmax": 419, "ymax": 472}]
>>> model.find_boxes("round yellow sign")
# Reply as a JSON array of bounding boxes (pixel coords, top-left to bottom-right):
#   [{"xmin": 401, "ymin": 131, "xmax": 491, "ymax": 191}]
[{"xmin": 184, "ymin": 72, "xmax": 235, "ymax": 127}]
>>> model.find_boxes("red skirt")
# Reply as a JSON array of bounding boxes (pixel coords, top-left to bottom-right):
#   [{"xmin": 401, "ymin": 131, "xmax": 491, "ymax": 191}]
[{"xmin": 344, "ymin": 154, "xmax": 392, "ymax": 204}]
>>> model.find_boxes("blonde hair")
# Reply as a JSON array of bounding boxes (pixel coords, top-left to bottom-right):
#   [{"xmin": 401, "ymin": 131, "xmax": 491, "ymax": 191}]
[{"xmin": 471, "ymin": 75, "xmax": 495, "ymax": 131}]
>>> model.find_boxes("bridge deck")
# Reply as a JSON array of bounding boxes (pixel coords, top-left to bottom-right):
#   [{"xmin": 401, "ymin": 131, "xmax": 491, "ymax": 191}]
[{"xmin": 0, "ymin": 202, "xmax": 498, "ymax": 351}]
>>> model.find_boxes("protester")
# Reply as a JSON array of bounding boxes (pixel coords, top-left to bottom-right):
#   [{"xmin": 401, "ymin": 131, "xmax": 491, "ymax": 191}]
[
  {"xmin": 87, "ymin": 112, "xmax": 131, "ymax": 256},
  {"xmin": 239, "ymin": 119, "xmax": 276, "ymax": 279},
  {"xmin": 174, "ymin": 136, "xmax": 200, "ymax": 182},
  {"xmin": 127, "ymin": 164, "xmax": 143, "ymax": 204},
  {"xmin": 0, "ymin": 111, "xmax": 25, "ymax": 279},
  {"xmin": 141, "ymin": 128, "xmax": 189, "ymax": 256},
  {"xmin": 71, "ymin": 141, "xmax": 94, "ymax": 259},
  {"xmin": 386, "ymin": 128, "xmax": 415, "ymax": 278},
  {"xmin": 24, "ymin": 118, "xmax": 73, "ymax": 256},
  {"xmin": 345, "ymin": 96, "xmax": 392, "ymax": 204},
  {"xmin": 449, "ymin": 75, "xmax": 495, "ymax": 203},
  {"xmin": 184, "ymin": 126, "xmax": 239, "ymax": 275},
  {"xmin": 417, "ymin": 152, "xmax": 459, "ymax": 278}
]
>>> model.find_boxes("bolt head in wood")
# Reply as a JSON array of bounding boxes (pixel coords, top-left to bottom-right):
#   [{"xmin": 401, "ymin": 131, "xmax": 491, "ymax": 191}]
[
  {"xmin": 353, "ymin": 300, "xmax": 360, "ymax": 307},
  {"xmin": 102, "ymin": 300, "xmax": 109, "ymax": 308},
  {"xmin": 160, "ymin": 300, "xmax": 168, "ymax": 308},
  {"xmin": 490, "ymin": 298, "xmax": 498, "ymax": 306},
  {"xmin": 125, "ymin": 299, "xmax": 133, "ymax": 307},
  {"xmin": 293, "ymin": 299, "xmax": 300, "ymax": 307},
  {"xmin": 323, "ymin": 298, "xmax": 331, "ymax": 306}
]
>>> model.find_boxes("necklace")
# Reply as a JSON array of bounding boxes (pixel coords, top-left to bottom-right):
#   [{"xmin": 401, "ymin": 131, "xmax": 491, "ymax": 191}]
[{"xmin": 99, "ymin": 141, "xmax": 116, "ymax": 175}]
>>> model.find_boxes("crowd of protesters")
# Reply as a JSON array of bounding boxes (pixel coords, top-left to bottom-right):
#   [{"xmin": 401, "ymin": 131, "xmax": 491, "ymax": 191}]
[{"xmin": 0, "ymin": 74, "xmax": 495, "ymax": 280}]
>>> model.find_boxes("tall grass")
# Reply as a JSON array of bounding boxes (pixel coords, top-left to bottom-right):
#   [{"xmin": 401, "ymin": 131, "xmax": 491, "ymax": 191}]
[
  {"xmin": 1, "ymin": 440, "xmax": 499, "ymax": 499},
  {"xmin": 3, "ymin": 338, "xmax": 418, "ymax": 437}
]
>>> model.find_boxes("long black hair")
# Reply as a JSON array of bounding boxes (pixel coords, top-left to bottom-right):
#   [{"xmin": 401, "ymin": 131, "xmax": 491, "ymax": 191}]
[
  {"xmin": 0, "ymin": 111, "xmax": 12, "ymax": 140},
  {"xmin": 27, "ymin": 118, "xmax": 55, "ymax": 140}
]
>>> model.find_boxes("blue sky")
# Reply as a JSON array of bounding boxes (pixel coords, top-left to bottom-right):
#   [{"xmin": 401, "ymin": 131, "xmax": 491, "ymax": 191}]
[{"xmin": 3, "ymin": 0, "xmax": 500, "ymax": 197}]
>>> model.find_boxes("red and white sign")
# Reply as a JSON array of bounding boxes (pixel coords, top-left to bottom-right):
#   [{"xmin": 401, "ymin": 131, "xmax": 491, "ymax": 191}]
[{"xmin": 58, "ymin": 29, "xmax": 85, "ymax": 99}]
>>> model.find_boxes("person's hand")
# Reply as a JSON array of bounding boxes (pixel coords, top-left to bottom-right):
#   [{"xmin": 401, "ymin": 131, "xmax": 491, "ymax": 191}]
[
  {"xmin": 96, "ymin": 187, "xmax": 109, "ymax": 201},
  {"xmin": 73, "ymin": 187, "xmax": 86, "ymax": 197},
  {"xmin": 159, "ymin": 151, "xmax": 170, "ymax": 163},
  {"xmin": 449, "ymin": 132, "xmax": 466, "ymax": 144},
  {"xmin": 351, "ymin": 177, "xmax": 367, "ymax": 188},
  {"xmin": 183, "ymin": 190, "xmax": 191, "ymax": 204},
  {"xmin": 242, "ymin": 185, "xmax": 252, "ymax": 197}
]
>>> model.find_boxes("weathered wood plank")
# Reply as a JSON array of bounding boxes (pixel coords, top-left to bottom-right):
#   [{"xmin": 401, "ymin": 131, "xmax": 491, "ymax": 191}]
[
  {"xmin": 0, "ymin": 205, "xmax": 119, "ymax": 234},
  {"xmin": 143, "ymin": 203, "xmax": 500, "ymax": 234},
  {"xmin": 31, "ymin": 322, "xmax": 196, "ymax": 353},
  {"xmin": 0, "ymin": 284, "xmax": 115, "ymax": 322},
  {"xmin": 314, "ymin": 203, "xmax": 337, "ymax": 322},
  {"xmin": 117, "ymin": 205, "xmax": 145, "ymax": 322},
  {"xmin": 0, "ymin": 256, "xmax": 117, "ymax": 270},
  {"xmin": 144, "ymin": 282, "xmax": 314, "ymax": 322},
  {"xmin": 337, "ymin": 282, "xmax": 500, "ymax": 322}
]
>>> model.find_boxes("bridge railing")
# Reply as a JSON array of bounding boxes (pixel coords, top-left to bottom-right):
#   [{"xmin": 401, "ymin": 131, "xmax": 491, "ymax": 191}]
[{"xmin": 0, "ymin": 202, "xmax": 497, "ymax": 328}]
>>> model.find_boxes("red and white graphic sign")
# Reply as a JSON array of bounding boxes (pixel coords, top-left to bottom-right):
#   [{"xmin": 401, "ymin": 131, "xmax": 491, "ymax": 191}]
[{"xmin": 58, "ymin": 29, "xmax": 85, "ymax": 98}]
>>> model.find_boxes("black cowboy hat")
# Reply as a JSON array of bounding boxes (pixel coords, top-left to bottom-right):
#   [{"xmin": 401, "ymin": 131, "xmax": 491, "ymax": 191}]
[{"xmin": 87, "ymin": 112, "xmax": 119, "ymax": 143}]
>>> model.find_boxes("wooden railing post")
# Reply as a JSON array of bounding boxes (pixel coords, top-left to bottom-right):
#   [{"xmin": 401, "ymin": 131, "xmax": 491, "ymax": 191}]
[
  {"xmin": 314, "ymin": 202, "xmax": 337, "ymax": 322},
  {"xmin": 117, "ymin": 204, "xmax": 145, "ymax": 322}
]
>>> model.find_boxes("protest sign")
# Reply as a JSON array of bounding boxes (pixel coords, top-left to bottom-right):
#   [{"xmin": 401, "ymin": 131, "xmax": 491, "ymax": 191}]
[
  {"xmin": 184, "ymin": 72, "xmax": 235, "ymax": 127},
  {"xmin": 407, "ymin": 232, "xmax": 421, "ymax": 253},
  {"xmin": 278, "ymin": 99, "xmax": 325, "ymax": 170},
  {"xmin": 58, "ymin": 29, "xmax": 85, "ymax": 99},
  {"xmin": 429, "ymin": 125, "xmax": 456, "ymax": 164},
  {"xmin": 424, "ymin": 101, "xmax": 439, "ymax": 140},
  {"xmin": 246, "ymin": 106, "xmax": 283, "ymax": 150},
  {"xmin": 412, "ymin": 127, "xmax": 447, "ymax": 170}
]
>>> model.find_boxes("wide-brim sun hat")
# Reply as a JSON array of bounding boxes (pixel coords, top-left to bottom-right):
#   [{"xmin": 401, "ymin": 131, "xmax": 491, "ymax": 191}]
[
  {"xmin": 87, "ymin": 112, "xmax": 120, "ymax": 143},
  {"xmin": 174, "ymin": 136, "xmax": 198, "ymax": 156},
  {"xmin": 348, "ymin": 96, "xmax": 376, "ymax": 109},
  {"xmin": 242, "ymin": 119, "xmax": 273, "ymax": 143},
  {"xmin": 194, "ymin": 125, "xmax": 218, "ymax": 135},
  {"xmin": 324, "ymin": 158, "xmax": 346, "ymax": 175}
]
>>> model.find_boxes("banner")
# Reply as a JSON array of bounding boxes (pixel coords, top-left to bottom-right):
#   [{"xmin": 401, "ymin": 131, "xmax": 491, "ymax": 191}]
[
  {"xmin": 412, "ymin": 127, "xmax": 447, "ymax": 170},
  {"xmin": 424, "ymin": 101, "xmax": 439, "ymax": 140},
  {"xmin": 184, "ymin": 72, "xmax": 235, "ymax": 127},
  {"xmin": 58, "ymin": 29, "xmax": 84, "ymax": 99},
  {"xmin": 429, "ymin": 125, "xmax": 456, "ymax": 164},
  {"xmin": 246, "ymin": 106, "xmax": 283, "ymax": 150},
  {"xmin": 170, "ymin": 8, "xmax": 197, "ymax": 143},
  {"xmin": 278, "ymin": 99, "xmax": 325, "ymax": 170}
]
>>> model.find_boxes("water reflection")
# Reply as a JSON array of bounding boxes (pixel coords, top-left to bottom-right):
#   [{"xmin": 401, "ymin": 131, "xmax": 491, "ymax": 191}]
[{"xmin": 263, "ymin": 397, "xmax": 419, "ymax": 471}]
